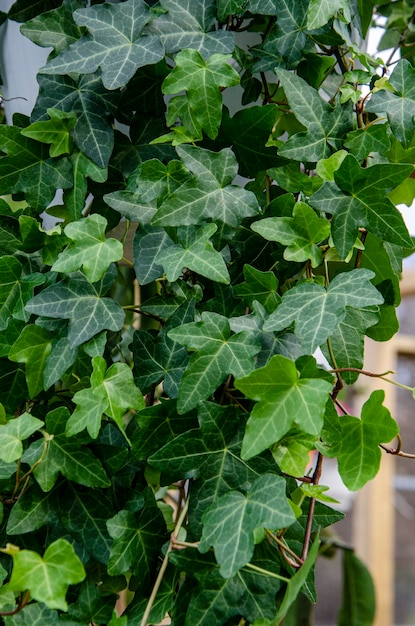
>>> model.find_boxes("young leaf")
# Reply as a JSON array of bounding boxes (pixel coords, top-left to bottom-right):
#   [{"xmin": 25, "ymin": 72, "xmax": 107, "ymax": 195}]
[
  {"xmin": 6, "ymin": 539, "xmax": 85, "ymax": 611},
  {"xmin": 199, "ymin": 473, "xmax": 296, "ymax": 577},
  {"xmin": 41, "ymin": 0, "xmax": 165, "ymax": 90},
  {"xmin": 0, "ymin": 413, "xmax": 43, "ymax": 463},
  {"xmin": 21, "ymin": 109, "xmax": 76, "ymax": 157},
  {"xmin": 162, "ymin": 49, "xmax": 240, "ymax": 139},
  {"xmin": 8, "ymin": 325, "xmax": 52, "ymax": 397},
  {"xmin": 235, "ymin": 355, "xmax": 333, "ymax": 459},
  {"xmin": 263, "ymin": 269, "xmax": 383, "ymax": 353},
  {"xmin": 52, "ymin": 214, "xmax": 123, "ymax": 283},
  {"xmin": 321, "ymin": 390, "xmax": 399, "ymax": 490},
  {"xmin": 168, "ymin": 311, "xmax": 261, "ymax": 412}
]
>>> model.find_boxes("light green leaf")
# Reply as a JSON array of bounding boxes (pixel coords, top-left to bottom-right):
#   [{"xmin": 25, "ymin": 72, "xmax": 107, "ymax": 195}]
[
  {"xmin": 276, "ymin": 69, "xmax": 353, "ymax": 162},
  {"xmin": 338, "ymin": 550, "xmax": 376, "ymax": 626},
  {"xmin": 8, "ymin": 326, "xmax": 52, "ymax": 397},
  {"xmin": 321, "ymin": 390, "xmax": 399, "ymax": 490},
  {"xmin": 235, "ymin": 355, "xmax": 333, "ymax": 460},
  {"xmin": 65, "ymin": 151, "xmax": 108, "ymax": 221},
  {"xmin": 25, "ymin": 271, "xmax": 125, "ymax": 348},
  {"xmin": 307, "ymin": 0, "xmax": 349, "ymax": 30},
  {"xmin": 106, "ymin": 489, "xmax": 166, "ymax": 587},
  {"xmin": 152, "ymin": 145, "xmax": 259, "ymax": 227},
  {"xmin": 309, "ymin": 154, "xmax": 413, "ymax": 258},
  {"xmin": 271, "ymin": 432, "xmax": 317, "ymax": 476},
  {"xmin": 0, "ymin": 256, "xmax": 44, "ymax": 331},
  {"xmin": 68, "ymin": 356, "xmax": 144, "ymax": 439},
  {"xmin": 365, "ymin": 59, "xmax": 415, "ymax": 148},
  {"xmin": 52, "ymin": 214, "xmax": 123, "ymax": 282},
  {"xmin": 168, "ymin": 312, "xmax": 261, "ymax": 413},
  {"xmin": 263, "ymin": 269, "xmax": 383, "ymax": 353},
  {"xmin": 147, "ymin": 0, "xmax": 234, "ymax": 57},
  {"xmin": 7, "ymin": 539, "xmax": 85, "ymax": 611},
  {"xmin": 252, "ymin": 202, "xmax": 330, "ymax": 267},
  {"xmin": 199, "ymin": 474, "xmax": 296, "ymax": 577},
  {"xmin": 41, "ymin": 0, "xmax": 165, "ymax": 90},
  {"xmin": 21, "ymin": 108, "xmax": 76, "ymax": 157},
  {"xmin": 156, "ymin": 224, "xmax": 230, "ymax": 284},
  {"xmin": 0, "ymin": 413, "xmax": 43, "ymax": 463},
  {"xmin": 163, "ymin": 49, "xmax": 239, "ymax": 139}
]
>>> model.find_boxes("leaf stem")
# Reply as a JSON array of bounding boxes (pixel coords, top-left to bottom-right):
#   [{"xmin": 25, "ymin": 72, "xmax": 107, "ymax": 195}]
[{"xmin": 244, "ymin": 562, "xmax": 290, "ymax": 583}]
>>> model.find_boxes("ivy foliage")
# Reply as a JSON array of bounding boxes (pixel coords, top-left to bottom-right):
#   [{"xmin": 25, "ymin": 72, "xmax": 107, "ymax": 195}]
[{"xmin": 0, "ymin": 0, "xmax": 414, "ymax": 624}]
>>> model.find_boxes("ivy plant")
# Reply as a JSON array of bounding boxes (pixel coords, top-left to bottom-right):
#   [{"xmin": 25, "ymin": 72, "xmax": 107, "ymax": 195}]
[{"xmin": 0, "ymin": 0, "xmax": 414, "ymax": 624}]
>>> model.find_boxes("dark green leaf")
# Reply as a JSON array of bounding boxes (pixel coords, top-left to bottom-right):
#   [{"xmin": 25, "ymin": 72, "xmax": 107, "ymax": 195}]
[
  {"xmin": 338, "ymin": 550, "xmax": 376, "ymax": 626},
  {"xmin": 20, "ymin": 0, "xmax": 85, "ymax": 54},
  {"xmin": 0, "ymin": 256, "xmax": 44, "ymax": 331}
]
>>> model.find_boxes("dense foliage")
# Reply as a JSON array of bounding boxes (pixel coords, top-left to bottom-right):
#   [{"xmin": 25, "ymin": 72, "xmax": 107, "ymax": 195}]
[{"xmin": 0, "ymin": 0, "xmax": 415, "ymax": 624}]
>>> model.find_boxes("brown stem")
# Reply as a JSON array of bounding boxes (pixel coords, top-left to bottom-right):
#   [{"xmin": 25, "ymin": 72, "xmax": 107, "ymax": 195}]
[
  {"xmin": 380, "ymin": 434, "xmax": 415, "ymax": 459},
  {"xmin": 0, "ymin": 591, "xmax": 30, "ymax": 616},
  {"xmin": 301, "ymin": 452, "xmax": 324, "ymax": 562},
  {"xmin": 330, "ymin": 367, "xmax": 394, "ymax": 378}
]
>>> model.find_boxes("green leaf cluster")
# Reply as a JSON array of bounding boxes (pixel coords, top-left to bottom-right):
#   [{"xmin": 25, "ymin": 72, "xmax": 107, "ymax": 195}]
[{"xmin": 0, "ymin": 0, "xmax": 412, "ymax": 623}]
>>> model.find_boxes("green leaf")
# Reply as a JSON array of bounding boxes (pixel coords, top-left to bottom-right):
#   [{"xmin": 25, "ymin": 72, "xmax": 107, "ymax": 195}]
[
  {"xmin": 24, "ymin": 407, "xmax": 111, "ymax": 491},
  {"xmin": 271, "ymin": 431, "xmax": 317, "ymax": 476},
  {"xmin": 7, "ymin": 539, "xmax": 85, "ymax": 611},
  {"xmin": 0, "ymin": 126, "xmax": 73, "ymax": 211},
  {"xmin": 106, "ymin": 489, "xmax": 166, "ymax": 587},
  {"xmin": 321, "ymin": 390, "xmax": 399, "ymax": 490},
  {"xmin": 131, "ymin": 226, "xmax": 170, "ymax": 285},
  {"xmin": 147, "ymin": 0, "xmax": 234, "ymax": 57},
  {"xmin": 41, "ymin": 0, "xmax": 165, "ymax": 90},
  {"xmin": 150, "ymin": 403, "xmax": 279, "ymax": 537},
  {"xmin": 163, "ymin": 49, "xmax": 239, "ymax": 139},
  {"xmin": 7, "ymin": 484, "xmax": 57, "ymax": 536},
  {"xmin": 252, "ymin": 202, "xmax": 330, "ymax": 267},
  {"xmin": 0, "ymin": 412, "xmax": 43, "ymax": 463},
  {"xmin": 20, "ymin": 0, "xmax": 85, "ymax": 54},
  {"xmin": 365, "ymin": 59, "xmax": 415, "ymax": 148},
  {"xmin": 3, "ymin": 604, "xmax": 81, "ymax": 626},
  {"xmin": 234, "ymin": 264, "xmax": 281, "ymax": 313},
  {"xmin": 0, "ymin": 256, "xmax": 44, "ymax": 331},
  {"xmin": 152, "ymin": 145, "xmax": 259, "ymax": 227},
  {"xmin": 263, "ymin": 269, "xmax": 383, "ymax": 353},
  {"xmin": 276, "ymin": 69, "xmax": 353, "ymax": 161},
  {"xmin": 25, "ymin": 271, "xmax": 125, "ymax": 348},
  {"xmin": 65, "ymin": 151, "xmax": 107, "ymax": 221},
  {"xmin": 131, "ymin": 299, "xmax": 195, "ymax": 397},
  {"xmin": 67, "ymin": 356, "xmax": 144, "ymax": 439},
  {"xmin": 307, "ymin": 0, "xmax": 349, "ymax": 30},
  {"xmin": 52, "ymin": 214, "xmax": 123, "ymax": 282},
  {"xmin": 168, "ymin": 312, "xmax": 261, "ymax": 413},
  {"xmin": 309, "ymin": 154, "xmax": 413, "ymax": 258},
  {"xmin": 199, "ymin": 473, "xmax": 295, "ymax": 577},
  {"xmin": 235, "ymin": 355, "xmax": 333, "ymax": 460},
  {"xmin": 8, "ymin": 325, "xmax": 52, "ymax": 397},
  {"xmin": 338, "ymin": 550, "xmax": 376, "ymax": 626},
  {"xmin": 43, "ymin": 335, "xmax": 78, "ymax": 389},
  {"xmin": 21, "ymin": 108, "xmax": 76, "ymax": 157},
  {"xmin": 344, "ymin": 124, "xmax": 391, "ymax": 160},
  {"xmin": 33, "ymin": 73, "xmax": 118, "ymax": 168},
  {"xmin": 156, "ymin": 224, "xmax": 230, "ymax": 284}
]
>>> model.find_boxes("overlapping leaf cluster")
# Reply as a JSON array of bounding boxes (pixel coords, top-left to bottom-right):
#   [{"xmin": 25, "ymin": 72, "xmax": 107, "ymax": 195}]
[{"xmin": 0, "ymin": 0, "xmax": 413, "ymax": 623}]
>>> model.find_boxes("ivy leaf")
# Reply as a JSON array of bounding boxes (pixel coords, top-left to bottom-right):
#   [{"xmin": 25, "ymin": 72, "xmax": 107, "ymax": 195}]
[
  {"xmin": 67, "ymin": 356, "xmax": 144, "ymax": 439},
  {"xmin": 252, "ymin": 202, "xmax": 330, "ymax": 267},
  {"xmin": 263, "ymin": 269, "xmax": 384, "ymax": 353},
  {"xmin": 6, "ymin": 539, "xmax": 85, "ymax": 611},
  {"xmin": 24, "ymin": 407, "xmax": 111, "ymax": 491},
  {"xmin": 21, "ymin": 109, "xmax": 76, "ymax": 158},
  {"xmin": 168, "ymin": 312, "xmax": 261, "ymax": 413},
  {"xmin": 131, "ymin": 226, "xmax": 170, "ymax": 285},
  {"xmin": 106, "ymin": 489, "xmax": 166, "ymax": 589},
  {"xmin": 365, "ymin": 59, "xmax": 415, "ymax": 148},
  {"xmin": 41, "ymin": 0, "xmax": 165, "ymax": 90},
  {"xmin": 64, "ymin": 151, "xmax": 107, "ymax": 221},
  {"xmin": 338, "ymin": 551, "xmax": 376, "ymax": 626},
  {"xmin": 33, "ymin": 73, "xmax": 118, "ymax": 168},
  {"xmin": 20, "ymin": 0, "xmax": 85, "ymax": 55},
  {"xmin": 199, "ymin": 473, "xmax": 296, "ymax": 577},
  {"xmin": 307, "ymin": 0, "xmax": 349, "ymax": 30},
  {"xmin": 6, "ymin": 484, "xmax": 57, "ymax": 536},
  {"xmin": 0, "ymin": 256, "xmax": 44, "ymax": 331},
  {"xmin": 309, "ymin": 154, "xmax": 413, "ymax": 258},
  {"xmin": 344, "ymin": 124, "xmax": 391, "ymax": 161},
  {"xmin": 0, "ymin": 413, "xmax": 43, "ymax": 463},
  {"xmin": 156, "ymin": 224, "xmax": 230, "ymax": 284},
  {"xmin": 0, "ymin": 126, "xmax": 73, "ymax": 211},
  {"xmin": 146, "ymin": 0, "xmax": 234, "ymax": 57},
  {"xmin": 235, "ymin": 355, "xmax": 333, "ymax": 460},
  {"xmin": 152, "ymin": 145, "xmax": 259, "ymax": 227},
  {"xmin": 276, "ymin": 69, "xmax": 353, "ymax": 161},
  {"xmin": 8, "ymin": 325, "xmax": 52, "ymax": 397},
  {"xmin": 2, "ymin": 604, "xmax": 81, "ymax": 625},
  {"xmin": 163, "ymin": 49, "xmax": 240, "ymax": 139},
  {"xmin": 234, "ymin": 264, "xmax": 281, "ymax": 313},
  {"xmin": 150, "ymin": 403, "xmax": 279, "ymax": 537},
  {"xmin": 51, "ymin": 214, "xmax": 123, "ymax": 283},
  {"xmin": 25, "ymin": 271, "xmax": 125, "ymax": 348},
  {"xmin": 321, "ymin": 390, "xmax": 399, "ymax": 490},
  {"xmin": 131, "ymin": 299, "xmax": 195, "ymax": 397},
  {"xmin": 271, "ymin": 431, "xmax": 317, "ymax": 477}
]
